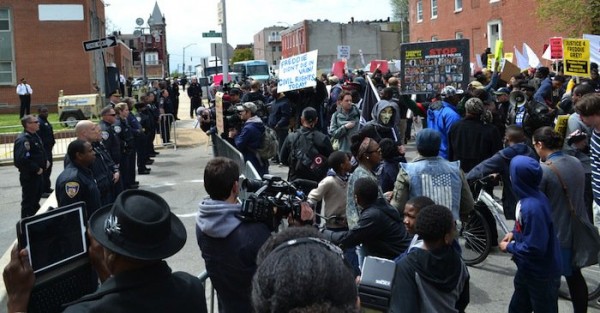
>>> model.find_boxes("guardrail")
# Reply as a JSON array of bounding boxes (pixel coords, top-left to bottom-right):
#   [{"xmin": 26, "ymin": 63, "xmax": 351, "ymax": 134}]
[{"xmin": 0, "ymin": 118, "xmax": 180, "ymax": 163}]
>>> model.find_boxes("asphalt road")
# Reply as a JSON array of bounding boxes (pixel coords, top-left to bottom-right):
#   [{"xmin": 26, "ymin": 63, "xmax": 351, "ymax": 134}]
[{"xmin": 0, "ymin": 117, "xmax": 598, "ymax": 312}]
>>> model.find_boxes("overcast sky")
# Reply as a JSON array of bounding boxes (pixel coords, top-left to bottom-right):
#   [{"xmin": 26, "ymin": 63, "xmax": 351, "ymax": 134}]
[{"xmin": 105, "ymin": 0, "xmax": 393, "ymax": 72}]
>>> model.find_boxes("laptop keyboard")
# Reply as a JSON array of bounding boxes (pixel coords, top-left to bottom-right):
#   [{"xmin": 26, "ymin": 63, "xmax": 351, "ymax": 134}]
[{"xmin": 28, "ymin": 263, "xmax": 97, "ymax": 313}]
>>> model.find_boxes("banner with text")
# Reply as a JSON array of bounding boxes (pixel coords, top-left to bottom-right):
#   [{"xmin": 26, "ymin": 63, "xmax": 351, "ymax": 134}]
[
  {"xmin": 337, "ymin": 45, "xmax": 350, "ymax": 59},
  {"xmin": 563, "ymin": 39, "xmax": 591, "ymax": 77},
  {"xmin": 400, "ymin": 39, "xmax": 470, "ymax": 94},
  {"xmin": 278, "ymin": 50, "xmax": 318, "ymax": 93}
]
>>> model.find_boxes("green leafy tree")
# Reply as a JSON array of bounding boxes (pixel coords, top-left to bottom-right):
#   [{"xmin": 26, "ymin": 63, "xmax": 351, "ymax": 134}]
[
  {"xmin": 170, "ymin": 70, "xmax": 181, "ymax": 78},
  {"xmin": 232, "ymin": 48, "xmax": 254, "ymax": 63},
  {"xmin": 389, "ymin": 0, "xmax": 410, "ymax": 42},
  {"xmin": 536, "ymin": 0, "xmax": 600, "ymax": 36}
]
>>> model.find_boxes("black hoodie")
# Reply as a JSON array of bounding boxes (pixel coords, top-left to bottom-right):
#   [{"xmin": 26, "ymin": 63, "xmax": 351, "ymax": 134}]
[{"xmin": 389, "ymin": 246, "xmax": 469, "ymax": 313}]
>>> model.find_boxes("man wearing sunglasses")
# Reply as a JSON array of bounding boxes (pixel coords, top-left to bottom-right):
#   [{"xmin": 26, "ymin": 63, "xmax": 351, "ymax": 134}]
[{"xmin": 13, "ymin": 115, "xmax": 48, "ymax": 218}]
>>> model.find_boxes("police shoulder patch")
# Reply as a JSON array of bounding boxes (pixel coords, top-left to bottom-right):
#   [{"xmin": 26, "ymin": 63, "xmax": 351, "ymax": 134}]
[
  {"xmin": 65, "ymin": 182, "xmax": 80, "ymax": 198},
  {"xmin": 101, "ymin": 131, "xmax": 109, "ymax": 140},
  {"xmin": 113, "ymin": 125, "xmax": 121, "ymax": 133}
]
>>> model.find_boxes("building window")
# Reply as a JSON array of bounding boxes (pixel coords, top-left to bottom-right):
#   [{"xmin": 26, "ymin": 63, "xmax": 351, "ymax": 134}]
[
  {"xmin": 455, "ymin": 32, "xmax": 464, "ymax": 39},
  {"xmin": 273, "ymin": 60, "xmax": 277, "ymax": 65},
  {"xmin": 278, "ymin": 46, "xmax": 282, "ymax": 52},
  {"xmin": 0, "ymin": 8, "xmax": 14, "ymax": 85},
  {"xmin": 416, "ymin": 0, "xmax": 423, "ymax": 22},
  {"xmin": 487, "ymin": 20, "xmax": 502, "ymax": 51},
  {"xmin": 431, "ymin": 0, "xmax": 438, "ymax": 18},
  {"xmin": 145, "ymin": 52, "xmax": 159, "ymax": 65},
  {"xmin": 455, "ymin": 0, "xmax": 463, "ymax": 11},
  {"xmin": 272, "ymin": 46, "xmax": 276, "ymax": 52}
]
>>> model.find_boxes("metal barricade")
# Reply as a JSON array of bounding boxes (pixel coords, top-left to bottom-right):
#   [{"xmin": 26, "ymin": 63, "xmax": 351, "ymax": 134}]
[
  {"xmin": 157, "ymin": 113, "xmax": 177, "ymax": 150},
  {"xmin": 209, "ymin": 133, "xmax": 260, "ymax": 200},
  {"xmin": 0, "ymin": 124, "xmax": 82, "ymax": 163},
  {"xmin": 198, "ymin": 271, "xmax": 216, "ymax": 313}
]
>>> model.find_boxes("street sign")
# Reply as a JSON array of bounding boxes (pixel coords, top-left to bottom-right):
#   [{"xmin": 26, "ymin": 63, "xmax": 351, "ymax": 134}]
[
  {"xmin": 83, "ymin": 36, "xmax": 117, "ymax": 52},
  {"xmin": 202, "ymin": 31, "xmax": 222, "ymax": 38}
]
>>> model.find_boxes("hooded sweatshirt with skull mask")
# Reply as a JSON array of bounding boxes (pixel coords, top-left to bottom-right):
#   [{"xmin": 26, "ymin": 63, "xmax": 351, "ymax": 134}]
[{"xmin": 362, "ymin": 100, "xmax": 403, "ymax": 146}]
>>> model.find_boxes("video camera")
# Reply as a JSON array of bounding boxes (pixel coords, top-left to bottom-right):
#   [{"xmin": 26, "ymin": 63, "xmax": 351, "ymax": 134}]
[{"xmin": 238, "ymin": 175, "xmax": 308, "ymax": 230}]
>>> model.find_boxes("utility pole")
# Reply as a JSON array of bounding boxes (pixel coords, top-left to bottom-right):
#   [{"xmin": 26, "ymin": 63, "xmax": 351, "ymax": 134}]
[
  {"xmin": 218, "ymin": 0, "xmax": 229, "ymax": 84},
  {"xmin": 183, "ymin": 43, "xmax": 196, "ymax": 77}
]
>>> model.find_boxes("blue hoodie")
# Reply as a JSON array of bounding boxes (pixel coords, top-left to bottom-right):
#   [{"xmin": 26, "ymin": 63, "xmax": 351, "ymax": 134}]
[
  {"xmin": 507, "ymin": 156, "xmax": 561, "ymax": 280},
  {"xmin": 426, "ymin": 100, "xmax": 461, "ymax": 159}
]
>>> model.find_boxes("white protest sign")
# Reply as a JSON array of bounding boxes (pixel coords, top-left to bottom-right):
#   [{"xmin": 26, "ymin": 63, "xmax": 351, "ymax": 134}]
[
  {"xmin": 277, "ymin": 50, "xmax": 318, "ymax": 93},
  {"xmin": 337, "ymin": 45, "xmax": 350, "ymax": 59}
]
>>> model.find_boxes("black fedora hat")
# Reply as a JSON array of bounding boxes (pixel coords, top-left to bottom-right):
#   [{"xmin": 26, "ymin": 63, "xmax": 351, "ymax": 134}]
[{"xmin": 89, "ymin": 189, "xmax": 186, "ymax": 261}]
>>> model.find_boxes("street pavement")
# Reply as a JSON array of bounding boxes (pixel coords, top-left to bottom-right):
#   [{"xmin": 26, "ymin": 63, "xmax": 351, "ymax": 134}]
[{"xmin": 0, "ymin": 95, "xmax": 597, "ymax": 312}]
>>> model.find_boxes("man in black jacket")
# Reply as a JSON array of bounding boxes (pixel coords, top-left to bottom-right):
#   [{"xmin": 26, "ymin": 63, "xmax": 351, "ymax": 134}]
[
  {"xmin": 280, "ymin": 107, "xmax": 333, "ymax": 183},
  {"xmin": 187, "ymin": 77, "xmax": 203, "ymax": 119},
  {"xmin": 323, "ymin": 177, "xmax": 412, "ymax": 260}
]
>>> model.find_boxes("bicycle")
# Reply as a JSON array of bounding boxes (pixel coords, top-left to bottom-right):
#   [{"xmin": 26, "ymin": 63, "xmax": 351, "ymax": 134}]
[
  {"xmin": 457, "ymin": 175, "xmax": 510, "ymax": 266},
  {"xmin": 459, "ymin": 175, "xmax": 600, "ymax": 301}
]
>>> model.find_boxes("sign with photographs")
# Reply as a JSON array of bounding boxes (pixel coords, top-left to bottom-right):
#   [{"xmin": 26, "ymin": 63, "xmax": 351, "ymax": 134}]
[{"xmin": 399, "ymin": 39, "xmax": 470, "ymax": 94}]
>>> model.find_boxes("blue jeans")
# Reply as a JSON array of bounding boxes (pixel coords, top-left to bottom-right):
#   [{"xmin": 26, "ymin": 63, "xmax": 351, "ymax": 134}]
[{"xmin": 509, "ymin": 270, "xmax": 560, "ymax": 313}]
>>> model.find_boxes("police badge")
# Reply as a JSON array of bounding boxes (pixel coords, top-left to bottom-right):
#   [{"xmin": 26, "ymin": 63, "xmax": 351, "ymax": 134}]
[
  {"xmin": 24, "ymin": 141, "xmax": 30, "ymax": 150},
  {"xmin": 65, "ymin": 182, "xmax": 80, "ymax": 198},
  {"xmin": 101, "ymin": 131, "xmax": 109, "ymax": 140},
  {"xmin": 114, "ymin": 125, "xmax": 121, "ymax": 133}
]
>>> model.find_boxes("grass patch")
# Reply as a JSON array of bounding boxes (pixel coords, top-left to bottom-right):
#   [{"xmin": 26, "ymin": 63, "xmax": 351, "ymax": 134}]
[{"xmin": 0, "ymin": 113, "xmax": 70, "ymax": 133}]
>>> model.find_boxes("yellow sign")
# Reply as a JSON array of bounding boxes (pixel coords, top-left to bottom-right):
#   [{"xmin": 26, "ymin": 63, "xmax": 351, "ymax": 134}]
[
  {"xmin": 563, "ymin": 39, "xmax": 591, "ymax": 77},
  {"xmin": 487, "ymin": 54, "xmax": 494, "ymax": 70},
  {"xmin": 215, "ymin": 92, "xmax": 224, "ymax": 135},
  {"xmin": 554, "ymin": 115, "xmax": 570, "ymax": 138},
  {"xmin": 494, "ymin": 40, "xmax": 504, "ymax": 65},
  {"xmin": 504, "ymin": 52, "xmax": 514, "ymax": 63},
  {"xmin": 405, "ymin": 50, "xmax": 422, "ymax": 59}
]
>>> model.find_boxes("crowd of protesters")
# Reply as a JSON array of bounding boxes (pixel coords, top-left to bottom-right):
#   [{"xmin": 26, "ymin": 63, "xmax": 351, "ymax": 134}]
[{"xmin": 6, "ymin": 57, "xmax": 600, "ymax": 312}]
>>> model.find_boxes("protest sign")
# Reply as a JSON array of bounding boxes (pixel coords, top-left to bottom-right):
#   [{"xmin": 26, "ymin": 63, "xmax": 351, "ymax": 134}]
[
  {"xmin": 277, "ymin": 50, "xmax": 318, "ymax": 93},
  {"xmin": 549, "ymin": 37, "xmax": 563, "ymax": 60},
  {"xmin": 487, "ymin": 54, "xmax": 494, "ymax": 70},
  {"xmin": 499, "ymin": 60, "xmax": 521, "ymax": 82},
  {"xmin": 215, "ymin": 92, "xmax": 224, "ymax": 135},
  {"xmin": 504, "ymin": 52, "xmax": 514, "ymax": 63},
  {"xmin": 563, "ymin": 39, "xmax": 591, "ymax": 77},
  {"xmin": 337, "ymin": 45, "xmax": 350, "ymax": 59},
  {"xmin": 369, "ymin": 60, "xmax": 388, "ymax": 73},
  {"xmin": 583, "ymin": 34, "xmax": 600, "ymax": 65},
  {"xmin": 400, "ymin": 39, "xmax": 470, "ymax": 94},
  {"xmin": 332, "ymin": 61, "xmax": 345, "ymax": 79}
]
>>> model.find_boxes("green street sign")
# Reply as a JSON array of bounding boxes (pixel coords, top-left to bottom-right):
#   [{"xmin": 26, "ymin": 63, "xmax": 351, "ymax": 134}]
[{"xmin": 202, "ymin": 31, "xmax": 222, "ymax": 38}]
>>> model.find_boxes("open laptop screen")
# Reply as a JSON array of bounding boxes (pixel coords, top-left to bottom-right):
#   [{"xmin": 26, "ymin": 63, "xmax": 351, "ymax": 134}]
[{"xmin": 21, "ymin": 203, "xmax": 87, "ymax": 274}]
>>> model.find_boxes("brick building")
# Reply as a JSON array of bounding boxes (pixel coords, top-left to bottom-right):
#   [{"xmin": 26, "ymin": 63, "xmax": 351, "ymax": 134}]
[
  {"xmin": 408, "ymin": 0, "xmax": 568, "ymax": 66},
  {"xmin": 280, "ymin": 19, "xmax": 402, "ymax": 71},
  {"xmin": 253, "ymin": 26, "xmax": 285, "ymax": 70},
  {"xmin": 0, "ymin": 0, "xmax": 109, "ymax": 113}
]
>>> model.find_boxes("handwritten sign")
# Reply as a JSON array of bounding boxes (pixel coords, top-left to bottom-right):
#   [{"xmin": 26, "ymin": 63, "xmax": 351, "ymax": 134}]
[
  {"xmin": 337, "ymin": 45, "xmax": 350, "ymax": 59},
  {"xmin": 278, "ymin": 50, "xmax": 318, "ymax": 93},
  {"xmin": 549, "ymin": 37, "xmax": 563, "ymax": 60}
]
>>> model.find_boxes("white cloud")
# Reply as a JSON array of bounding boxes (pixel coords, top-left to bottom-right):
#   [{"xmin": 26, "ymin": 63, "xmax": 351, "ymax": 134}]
[{"xmin": 105, "ymin": 0, "xmax": 392, "ymax": 73}]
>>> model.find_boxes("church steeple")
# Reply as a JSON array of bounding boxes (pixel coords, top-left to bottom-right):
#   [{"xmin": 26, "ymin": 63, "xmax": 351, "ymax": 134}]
[{"xmin": 148, "ymin": 1, "xmax": 165, "ymax": 26}]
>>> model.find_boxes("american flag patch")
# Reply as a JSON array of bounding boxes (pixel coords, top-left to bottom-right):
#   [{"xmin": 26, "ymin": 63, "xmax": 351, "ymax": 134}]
[{"xmin": 421, "ymin": 174, "xmax": 453, "ymax": 210}]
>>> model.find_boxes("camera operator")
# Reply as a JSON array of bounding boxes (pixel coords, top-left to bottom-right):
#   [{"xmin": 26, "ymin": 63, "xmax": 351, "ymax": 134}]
[
  {"xmin": 229, "ymin": 102, "xmax": 269, "ymax": 177},
  {"xmin": 196, "ymin": 157, "xmax": 271, "ymax": 313}
]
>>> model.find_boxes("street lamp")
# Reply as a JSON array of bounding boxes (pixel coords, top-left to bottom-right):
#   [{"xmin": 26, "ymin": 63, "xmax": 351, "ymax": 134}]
[{"xmin": 183, "ymin": 43, "xmax": 197, "ymax": 77}]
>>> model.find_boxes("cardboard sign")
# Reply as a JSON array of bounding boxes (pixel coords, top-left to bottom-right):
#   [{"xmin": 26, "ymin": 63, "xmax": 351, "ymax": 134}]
[
  {"xmin": 549, "ymin": 37, "xmax": 563, "ymax": 60},
  {"xmin": 499, "ymin": 60, "xmax": 521, "ymax": 82},
  {"xmin": 215, "ymin": 92, "xmax": 224, "ymax": 135},
  {"xmin": 337, "ymin": 45, "xmax": 350, "ymax": 59},
  {"xmin": 369, "ymin": 60, "xmax": 389, "ymax": 73},
  {"xmin": 563, "ymin": 39, "xmax": 591, "ymax": 77},
  {"xmin": 399, "ymin": 39, "xmax": 471, "ymax": 94},
  {"xmin": 277, "ymin": 50, "xmax": 318, "ymax": 93}
]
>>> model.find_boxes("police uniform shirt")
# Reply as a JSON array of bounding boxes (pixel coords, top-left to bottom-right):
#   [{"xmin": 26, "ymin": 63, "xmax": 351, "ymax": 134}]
[
  {"xmin": 56, "ymin": 162, "xmax": 101, "ymax": 216},
  {"xmin": 100, "ymin": 120, "xmax": 122, "ymax": 166},
  {"xmin": 37, "ymin": 116, "xmax": 55, "ymax": 152},
  {"xmin": 14, "ymin": 131, "xmax": 46, "ymax": 174}
]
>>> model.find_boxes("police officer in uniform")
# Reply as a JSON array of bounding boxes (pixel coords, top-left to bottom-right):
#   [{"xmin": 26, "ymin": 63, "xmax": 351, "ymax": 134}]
[
  {"xmin": 37, "ymin": 105, "xmax": 55, "ymax": 196},
  {"xmin": 56, "ymin": 139, "xmax": 101, "ymax": 217},
  {"xmin": 135, "ymin": 99, "xmax": 153, "ymax": 174},
  {"xmin": 13, "ymin": 115, "xmax": 48, "ymax": 218},
  {"xmin": 99, "ymin": 106, "xmax": 123, "ymax": 194},
  {"xmin": 114, "ymin": 103, "xmax": 136, "ymax": 189},
  {"xmin": 73, "ymin": 120, "xmax": 120, "ymax": 205}
]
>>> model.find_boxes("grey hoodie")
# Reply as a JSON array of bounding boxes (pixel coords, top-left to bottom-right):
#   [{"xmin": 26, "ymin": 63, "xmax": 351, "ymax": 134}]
[{"xmin": 196, "ymin": 197, "xmax": 242, "ymax": 238}]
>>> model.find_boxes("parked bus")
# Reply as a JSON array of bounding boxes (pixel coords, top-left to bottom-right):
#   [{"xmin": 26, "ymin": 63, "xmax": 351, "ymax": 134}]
[{"xmin": 232, "ymin": 60, "xmax": 271, "ymax": 82}]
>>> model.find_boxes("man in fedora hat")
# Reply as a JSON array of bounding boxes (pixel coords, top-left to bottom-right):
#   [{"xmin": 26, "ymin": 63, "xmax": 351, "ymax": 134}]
[{"xmin": 3, "ymin": 189, "xmax": 208, "ymax": 313}]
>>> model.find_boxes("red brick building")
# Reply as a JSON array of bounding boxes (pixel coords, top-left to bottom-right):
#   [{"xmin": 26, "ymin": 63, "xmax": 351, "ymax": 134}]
[
  {"xmin": 408, "ymin": 0, "xmax": 568, "ymax": 66},
  {"xmin": 0, "ymin": 0, "xmax": 115, "ymax": 113}
]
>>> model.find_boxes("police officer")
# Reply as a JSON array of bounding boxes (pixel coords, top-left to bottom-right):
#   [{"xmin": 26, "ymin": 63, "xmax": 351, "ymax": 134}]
[
  {"xmin": 56, "ymin": 139, "xmax": 101, "ymax": 217},
  {"xmin": 135, "ymin": 99, "xmax": 153, "ymax": 174},
  {"xmin": 114, "ymin": 103, "xmax": 137, "ymax": 189},
  {"xmin": 73, "ymin": 120, "xmax": 120, "ymax": 205},
  {"xmin": 99, "ymin": 106, "xmax": 123, "ymax": 194},
  {"xmin": 14, "ymin": 115, "xmax": 48, "ymax": 218},
  {"xmin": 37, "ymin": 105, "xmax": 55, "ymax": 196}
]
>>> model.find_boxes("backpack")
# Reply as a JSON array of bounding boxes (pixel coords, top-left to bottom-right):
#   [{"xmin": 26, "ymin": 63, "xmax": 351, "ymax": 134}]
[
  {"xmin": 255, "ymin": 126, "xmax": 279, "ymax": 160},
  {"xmin": 291, "ymin": 131, "xmax": 328, "ymax": 182}
]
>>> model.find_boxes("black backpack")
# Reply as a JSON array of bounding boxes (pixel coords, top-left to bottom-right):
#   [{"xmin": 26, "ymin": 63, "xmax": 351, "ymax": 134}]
[{"xmin": 291, "ymin": 131, "xmax": 328, "ymax": 182}]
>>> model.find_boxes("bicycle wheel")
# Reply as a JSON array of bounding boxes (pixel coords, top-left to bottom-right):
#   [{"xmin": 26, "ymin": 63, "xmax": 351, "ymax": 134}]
[
  {"xmin": 558, "ymin": 264, "xmax": 600, "ymax": 301},
  {"xmin": 458, "ymin": 209, "xmax": 492, "ymax": 266}
]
